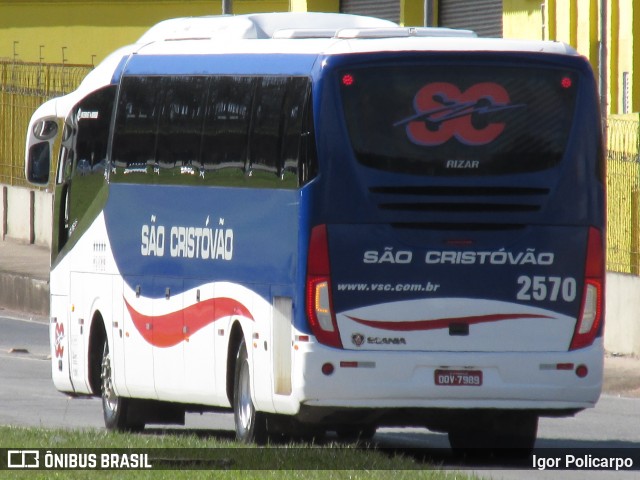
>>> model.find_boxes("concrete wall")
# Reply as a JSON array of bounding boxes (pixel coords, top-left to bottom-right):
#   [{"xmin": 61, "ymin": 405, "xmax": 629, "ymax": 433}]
[
  {"xmin": 6, "ymin": 187, "xmax": 31, "ymax": 241},
  {"xmin": 1, "ymin": 185, "xmax": 52, "ymax": 247},
  {"xmin": 605, "ymin": 272, "xmax": 640, "ymax": 356},
  {"xmin": 0, "ymin": 270, "xmax": 49, "ymax": 317},
  {"xmin": 34, "ymin": 189, "xmax": 52, "ymax": 247}
]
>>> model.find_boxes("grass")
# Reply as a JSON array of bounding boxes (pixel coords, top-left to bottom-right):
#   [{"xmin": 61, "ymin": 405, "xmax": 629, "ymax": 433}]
[{"xmin": 0, "ymin": 426, "xmax": 481, "ymax": 480}]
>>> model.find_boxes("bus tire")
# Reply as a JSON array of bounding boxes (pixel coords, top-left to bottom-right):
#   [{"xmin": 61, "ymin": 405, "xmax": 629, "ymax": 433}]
[
  {"xmin": 233, "ymin": 339, "xmax": 267, "ymax": 444},
  {"xmin": 100, "ymin": 339, "xmax": 143, "ymax": 432}
]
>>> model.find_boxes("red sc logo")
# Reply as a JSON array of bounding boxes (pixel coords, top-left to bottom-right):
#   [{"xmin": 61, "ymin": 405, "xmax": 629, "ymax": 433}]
[{"xmin": 399, "ymin": 82, "xmax": 516, "ymax": 146}]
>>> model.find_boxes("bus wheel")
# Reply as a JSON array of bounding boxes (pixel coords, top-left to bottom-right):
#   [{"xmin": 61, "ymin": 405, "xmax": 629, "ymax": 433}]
[
  {"xmin": 233, "ymin": 340, "xmax": 267, "ymax": 444},
  {"xmin": 100, "ymin": 339, "xmax": 143, "ymax": 432}
]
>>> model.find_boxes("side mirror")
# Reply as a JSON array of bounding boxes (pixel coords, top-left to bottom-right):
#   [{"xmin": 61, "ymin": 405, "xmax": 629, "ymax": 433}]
[
  {"xmin": 33, "ymin": 119, "xmax": 58, "ymax": 140},
  {"xmin": 27, "ymin": 142, "xmax": 51, "ymax": 185},
  {"xmin": 25, "ymin": 118, "xmax": 59, "ymax": 186}
]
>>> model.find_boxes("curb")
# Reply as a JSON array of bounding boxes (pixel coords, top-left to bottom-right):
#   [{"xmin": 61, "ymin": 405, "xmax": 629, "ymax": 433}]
[{"xmin": 0, "ymin": 271, "xmax": 49, "ymax": 318}]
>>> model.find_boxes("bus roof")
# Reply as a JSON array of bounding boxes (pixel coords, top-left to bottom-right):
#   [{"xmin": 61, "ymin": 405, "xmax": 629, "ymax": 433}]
[
  {"xmin": 136, "ymin": 12, "xmax": 399, "ymax": 43},
  {"xmin": 132, "ymin": 34, "xmax": 577, "ymax": 58},
  {"xmin": 130, "ymin": 12, "xmax": 576, "ymax": 58},
  {"xmin": 33, "ymin": 13, "xmax": 579, "ymax": 123},
  {"xmin": 85, "ymin": 12, "xmax": 581, "ymax": 87}
]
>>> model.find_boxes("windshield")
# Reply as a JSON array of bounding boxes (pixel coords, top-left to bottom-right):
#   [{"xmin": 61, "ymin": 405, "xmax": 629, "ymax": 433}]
[{"xmin": 339, "ymin": 63, "xmax": 579, "ymax": 176}]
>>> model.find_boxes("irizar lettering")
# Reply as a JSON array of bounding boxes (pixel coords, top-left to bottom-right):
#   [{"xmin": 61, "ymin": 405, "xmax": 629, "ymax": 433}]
[
  {"xmin": 141, "ymin": 218, "xmax": 233, "ymax": 261},
  {"xmin": 446, "ymin": 159, "xmax": 479, "ymax": 169}
]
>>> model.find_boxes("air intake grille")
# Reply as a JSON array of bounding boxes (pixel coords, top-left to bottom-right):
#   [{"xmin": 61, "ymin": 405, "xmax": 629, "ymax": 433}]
[{"xmin": 370, "ymin": 186, "xmax": 549, "ymax": 215}]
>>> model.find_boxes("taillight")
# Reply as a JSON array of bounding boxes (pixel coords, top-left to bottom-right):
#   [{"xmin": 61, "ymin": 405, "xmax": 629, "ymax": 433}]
[
  {"xmin": 306, "ymin": 225, "xmax": 342, "ymax": 348},
  {"xmin": 570, "ymin": 227, "xmax": 605, "ymax": 350}
]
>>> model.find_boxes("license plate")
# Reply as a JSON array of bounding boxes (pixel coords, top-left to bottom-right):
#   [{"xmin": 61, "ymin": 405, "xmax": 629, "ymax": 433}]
[{"xmin": 434, "ymin": 369, "xmax": 483, "ymax": 386}]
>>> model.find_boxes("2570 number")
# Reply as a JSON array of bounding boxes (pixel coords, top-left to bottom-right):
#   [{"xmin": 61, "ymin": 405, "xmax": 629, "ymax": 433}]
[{"xmin": 516, "ymin": 276, "xmax": 577, "ymax": 302}]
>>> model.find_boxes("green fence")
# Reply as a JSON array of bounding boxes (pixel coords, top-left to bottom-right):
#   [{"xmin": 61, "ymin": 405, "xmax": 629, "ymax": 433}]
[
  {"xmin": 0, "ymin": 60, "xmax": 92, "ymax": 187},
  {"xmin": 1, "ymin": 60, "xmax": 640, "ymax": 273}
]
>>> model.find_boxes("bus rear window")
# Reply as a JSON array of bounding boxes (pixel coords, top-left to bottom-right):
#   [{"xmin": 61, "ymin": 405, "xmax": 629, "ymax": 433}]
[{"xmin": 339, "ymin": 64, "xmax": 578, "ymax": 176}]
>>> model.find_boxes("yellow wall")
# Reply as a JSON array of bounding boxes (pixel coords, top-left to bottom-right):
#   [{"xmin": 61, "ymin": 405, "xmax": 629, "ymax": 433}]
[
  {"xmin": 290, "ymin": 0, "xmax": 338, "ymax": 12},
  {"xmin": 400, "ymin": 0, "xmax": 424, "ymax": 26},
  {"xmin": 635, "ymin": 1, "xmax": 640, "ymax": 112},
  {"xmin": 613, "ymin": 0, "xmax": 635, "ymax": 113},
  {"xmin": 1, "ymin": 0, "xmax": 425, "ymax": 65},
  {"xmin": 0, "ymin": 1, "xmax": 289, "ymax": 65},
  {"xmin": 503, "ymin": 0, "xmax": 639, "ymax": 115},
  {"xmin": 502, "ymin": 0, "xmax": 543, "ymax": 40},
  {"xmin": 553, "ymin": 1, "xmax": 577, "ymax": 46},
  {"xmin": 3, "ymin": 0, "xmax": 638, "ymax": 115}
]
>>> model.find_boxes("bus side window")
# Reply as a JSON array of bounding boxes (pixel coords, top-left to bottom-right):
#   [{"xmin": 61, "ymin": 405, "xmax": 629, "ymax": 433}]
[
  {"xmin": 299, "ymin": 89, "xmax": 317, "ymax": 186},
  {"xmin": 157, "ymin": 77, "xmax": 208, "ymax": 176},
  {"xmin": 52, "ymin": 120, "xmax": 76, "ymax": 253},
  {"xmin": 250, "ymin": 77, "xmax": 287, "ymax": 176},
  {"xmin": 66, "ymin": 86, "xmax": 115, "ymax": 237},
  {"xmin": 282, "ymin": 78, "xmax": 312, "ymax": 184},
  {"xmin": 111, "ymin": 77, "xmax": 163, "ymax": 178},
  {"xmin": 248, "ymin": 76, "xmax": 311, "ymax": 188},
  {"xmin": 202, "ymin": 76, "xmax": 254, "ymax": 177},
  {"xmin": 112, "ymin": 74, "xmax": 312, "ymax": 189}
]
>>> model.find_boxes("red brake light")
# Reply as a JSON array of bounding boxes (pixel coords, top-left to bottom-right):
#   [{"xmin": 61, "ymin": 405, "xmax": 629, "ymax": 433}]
[
  {"xmin": 570, "ymin": 227, "xmax": 605, "ymax": 350},
  {"xmin": 306, "ymin": 225, "xmax": 342, "ymax": 349},
  {"xmin": 584, "ymin": 226, "xmax": 605, "ymax": 277},
  {"xmin": 307, "ymin": 225, "xmax": 330, "ymax": 276},
  {"xmin": 342, "ymin": 74, "xmax": 354, "ymax": 87}
]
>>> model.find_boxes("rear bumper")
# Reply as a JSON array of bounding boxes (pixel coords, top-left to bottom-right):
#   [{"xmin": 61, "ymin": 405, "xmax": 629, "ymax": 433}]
[{"xmin": 287, "ymin": 338, "xmax": 603, "ymax": 416}]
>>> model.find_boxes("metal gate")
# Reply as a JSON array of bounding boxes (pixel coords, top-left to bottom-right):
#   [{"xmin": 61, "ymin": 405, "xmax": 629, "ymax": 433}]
[
  {"xmin": 439, "ymin": 0, "xmax": 503, "ymax": 37},
  {"xmin": 340, "ymin": 0, "xmax": 400, "ymax": 24},
  {"xmin": 0, "ymin": 61, "xmax": 92, "ymax": 187}
]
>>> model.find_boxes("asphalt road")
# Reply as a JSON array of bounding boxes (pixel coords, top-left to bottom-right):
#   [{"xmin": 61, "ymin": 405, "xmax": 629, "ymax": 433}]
[{"xmin": 1, "ymin": 315, "xmax": 638, "ymax": 479}]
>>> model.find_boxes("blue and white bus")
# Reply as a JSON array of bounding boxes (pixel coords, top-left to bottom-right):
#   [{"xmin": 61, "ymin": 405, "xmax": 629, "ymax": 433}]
[{"xmin": 25, "ymin": 13, "xmax": 605, "ymax": 454}]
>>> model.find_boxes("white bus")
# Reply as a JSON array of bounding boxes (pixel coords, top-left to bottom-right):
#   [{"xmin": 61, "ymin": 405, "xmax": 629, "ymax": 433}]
[{"xmin": 26, "ymin": 13, "xmax": 605, "ymax": 456}]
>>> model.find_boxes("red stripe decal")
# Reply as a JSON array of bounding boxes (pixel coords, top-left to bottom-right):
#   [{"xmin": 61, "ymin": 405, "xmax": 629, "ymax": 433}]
[
  {"xmin": 124, "ymin": 297, "xmax": 253, "ymax": 348},
  {"xmin": 347, "ymin": 313, "xmax": 552, "ymax": 332}
]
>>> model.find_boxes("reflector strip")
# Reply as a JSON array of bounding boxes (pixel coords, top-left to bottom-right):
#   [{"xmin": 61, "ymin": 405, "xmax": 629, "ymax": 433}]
[{"xmin": 340, "ymin": 361, "xmax": 375, "ymax": 368}]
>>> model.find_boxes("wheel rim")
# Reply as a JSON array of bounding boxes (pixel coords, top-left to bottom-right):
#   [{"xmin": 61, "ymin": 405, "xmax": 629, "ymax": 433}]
[
  {"xmin": 101, "ymin": 346, "xmax": 118, "ymax": 415},
  {"xmin": 237, "ymin": 360, "xmax": 253, "ymax": 431}
]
